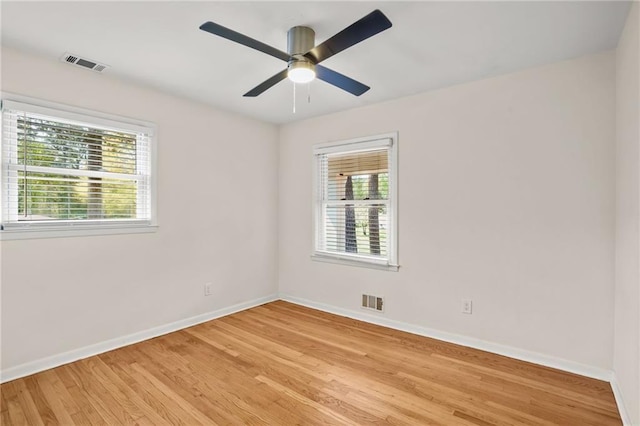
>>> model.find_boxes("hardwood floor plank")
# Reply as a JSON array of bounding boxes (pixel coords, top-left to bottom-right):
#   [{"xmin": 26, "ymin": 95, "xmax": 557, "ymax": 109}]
[
  {"xmin": 2, "ymin": 381, "xmax": 34, "ymax": 426},
  {"xmin": 225, "ymin": 315, "xmax": 500, "ymax": 423},
  {"xmin": 397, "ymin": 371, "xmax": 554, "ymax": 426},
  {"xmin": 0, "ymin": 301, "xmax": 623, "ymax": 425},
  {"xmin": 5, "ymin": 396, "xmax": 29, "ymax": 426},
  {"xmin": 40, "ymin": 369, "xmax": 93, "ymax": 425},
  {"xmin": 99, "ymin": 347, "xmax": 211, "ymax": 425},
  {"xmin": 89, "ymin": 355, "xmax": 181, "ymax": 425},
  {"xmin": 126, "ymin": 341, "xmax": 247, "ymax": 425},
  {"xmin": 128, "ymin": 362, "xmax": 216, "ymax": 425},
  {"xmin": 267, "ymin": 302, "xmax": 612, "ymax": 400},
  {"xmin": 252, "ymin": 359, "xmax": 386, "ymax": 424},
  {"xmin": 55, "ymin": 367, "xmax": 108, "ymax": 425},
  {"xmin": 454, "ymin": 409, "xmax": 496, "ymax": 426},
  {"xmin": 22, "ymin": 376, "xmax": 60, "ymax": 424},
  {"xmin": 32, "ymin": 372, "xmax": 76, "ymax": 425},
  {"xmin": 0, "ymin": 389, "xmax": 12, "ymax": 426},
  {"xmin": 208, "ymin": 315, "xmax": 465, "ymax": 423},
  {"xmin": 67, "ymin": 361, "xmax": 141, "ymax": 425},
  {"xmin": 8, "ymin": 380, "xmax": 45, "ymax": 426},
  {"xmin": 432, "ymin": 353, "xmax": 616, "ymax": 414}
]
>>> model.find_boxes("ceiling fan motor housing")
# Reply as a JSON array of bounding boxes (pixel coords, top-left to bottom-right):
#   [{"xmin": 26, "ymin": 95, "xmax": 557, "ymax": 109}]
[
  {"xmin": 287, "ymin": 26, "xmax": 316, "ymax": 81},
  {"xmin": 287, "ymin": 26, "xmax": 315, "ymax": 56}
]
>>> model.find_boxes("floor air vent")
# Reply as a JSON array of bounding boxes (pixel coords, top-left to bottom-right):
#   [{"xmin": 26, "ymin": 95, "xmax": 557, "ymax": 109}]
[
  {"xmin": 361, "ymin": 294, "xmax": 384, "ymax": 312},
  {"xmin": 61, "ymin": 52, "xmax": 109, "ymax": 73}
]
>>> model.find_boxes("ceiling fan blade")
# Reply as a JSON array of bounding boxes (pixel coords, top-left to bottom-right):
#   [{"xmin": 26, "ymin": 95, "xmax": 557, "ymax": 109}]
[
  {"xmin": 305, "ymin": 10, "xmax": 392, "ymax": 64},
  {"xmin": 200, "ymin": 21, "xmax": 291, "ymax": 62},
  {"xmin": 243, "ymin": 69, "xmax": 289, "ymax": 97},
  {"xmin": 315, "ymin": 65, "xmax": 370, "ymax": 96}
]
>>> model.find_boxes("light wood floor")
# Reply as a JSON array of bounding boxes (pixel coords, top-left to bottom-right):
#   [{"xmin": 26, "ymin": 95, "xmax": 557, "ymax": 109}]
[{"xmin": 1, "ymin": 301, "xmax": 622, "ymax": 425}]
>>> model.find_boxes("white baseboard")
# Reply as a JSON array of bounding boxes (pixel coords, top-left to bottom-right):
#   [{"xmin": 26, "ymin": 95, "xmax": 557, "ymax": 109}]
[
  {"xmin": 279, "ymin": 293, "xmax": 613, "ymax": 382},
  {"xmin": 0, "ymin": 294, "xmax": 279, "ymax": 384},
  {"xmin": 610, "ymin": 373, "xmax": 634, "ymax": 426}
]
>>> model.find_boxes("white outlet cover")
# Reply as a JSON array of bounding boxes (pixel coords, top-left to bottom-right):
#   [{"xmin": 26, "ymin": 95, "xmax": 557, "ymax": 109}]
[
  {"xmin": 462, "ymin": 299, "xmax": 473, "ymax": 314},
  {"xmin": 204, "ymin": 283, "xmax": 213, "ymax": 296}
]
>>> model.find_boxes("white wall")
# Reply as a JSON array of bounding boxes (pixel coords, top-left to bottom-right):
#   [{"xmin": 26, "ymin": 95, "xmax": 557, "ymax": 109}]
[
  {"xmin": 279, "ymin": 51, "xmax": 616, "ymax": 371},
  {"xmin": 614, "ymin": 2, "xmax": 640, "ymax": 424},
  {"xmin": 0, "ymin": 47, "xmax": 279, "ymax": 372}
]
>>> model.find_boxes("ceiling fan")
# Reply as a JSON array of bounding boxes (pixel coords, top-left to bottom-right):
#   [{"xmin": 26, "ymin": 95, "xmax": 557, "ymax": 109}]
[{"xmin": 199, "ymin": 10, "xmax": 392, "ymax": 97}]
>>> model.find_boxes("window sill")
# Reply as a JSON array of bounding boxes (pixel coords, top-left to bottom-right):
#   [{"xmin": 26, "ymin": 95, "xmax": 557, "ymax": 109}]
[
  {"xmin": 0, "ymin": 225, "xmax": 158, "ymax": 241},
  {"xmin": 311, "ymin": 253, "xmax": 399, "ymax": 272}
]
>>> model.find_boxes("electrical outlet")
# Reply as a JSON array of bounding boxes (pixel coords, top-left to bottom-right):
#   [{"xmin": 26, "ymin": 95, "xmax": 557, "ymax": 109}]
[
  {"xmin": 462, "ymin": 299, "xmax": 472, "ymax": 314},
  {"xmin": 204, "ymin": 283, "xmax": 213, "ymax": 296}
]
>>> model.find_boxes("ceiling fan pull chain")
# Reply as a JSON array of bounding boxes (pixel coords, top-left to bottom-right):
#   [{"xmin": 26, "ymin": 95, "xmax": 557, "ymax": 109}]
[
  {"xmin": 293, "ymin": 82, "xmax": 297, "ymax": 114},
  {"xmin": 308, "ymin": 83, "xmax": 311, "ymax": 104}
]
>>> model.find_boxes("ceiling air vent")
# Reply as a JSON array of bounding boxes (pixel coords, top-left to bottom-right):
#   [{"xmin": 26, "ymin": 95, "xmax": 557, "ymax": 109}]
[{"xmin": 60, "ymin": 52, "xmax": 109, "ymax": 73}]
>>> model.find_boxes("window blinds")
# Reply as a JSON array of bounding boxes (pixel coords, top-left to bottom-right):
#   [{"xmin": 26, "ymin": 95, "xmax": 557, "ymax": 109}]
[
  {"xmin": 315, "ymin": 138, "xmax": 393, "ymax": 263},
  {"xmin": 1, "ymin": 100, "xmax": 153, "ymax": 228}
]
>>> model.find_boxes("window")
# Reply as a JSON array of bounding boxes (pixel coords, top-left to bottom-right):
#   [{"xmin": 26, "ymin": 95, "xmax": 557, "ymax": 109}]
[
  {"xmin": 313, "ymin": 133, "xmax": 398, "ymax": 271},
  {"xmin": 1, "ymin": 96, "xmax": 155, "ymax": 239}
]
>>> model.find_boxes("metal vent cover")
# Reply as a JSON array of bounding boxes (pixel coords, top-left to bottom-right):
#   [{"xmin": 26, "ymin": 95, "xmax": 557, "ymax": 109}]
[
  {"xmin": 361, "ymin": 294, "xmax": 384, "ymax": 312},
  {"xmin": 60, "ymin": 52, "xmax": 109, "ymax": 73}
]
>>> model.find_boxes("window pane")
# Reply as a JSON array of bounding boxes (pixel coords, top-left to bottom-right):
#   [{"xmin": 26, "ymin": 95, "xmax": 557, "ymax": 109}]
[
  {"xmin": 326, "ymin": 149, "xmax": 388, "ymax": 201},
  {"xmin": 17, "ymin": 117, "xmax": 137, "ymax": 175},
  {"xmin": 17, "ymin": 171, "xmax": 138, "ymax": 221},
  {"xmin": 323, "ymin": 204, "xmax": 388, "ymax": 257}
]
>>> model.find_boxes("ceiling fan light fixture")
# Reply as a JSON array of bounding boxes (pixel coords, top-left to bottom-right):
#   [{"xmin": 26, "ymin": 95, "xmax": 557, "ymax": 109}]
[{"xmin": 288, "ymin": 61, "xmax": 316, "ymax": 84}]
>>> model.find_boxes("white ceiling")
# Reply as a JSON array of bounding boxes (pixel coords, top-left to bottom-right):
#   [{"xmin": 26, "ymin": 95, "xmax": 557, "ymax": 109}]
[{"xmin": 1, "ymin": 1, "xmax": 632, "ymax": 124}]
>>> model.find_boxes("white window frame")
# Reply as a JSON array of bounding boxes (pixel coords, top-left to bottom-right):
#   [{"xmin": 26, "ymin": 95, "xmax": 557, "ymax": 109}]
[
  {"xmin": 0, "ymin": 93, "xmax": 157, "ymax": 240},
  {"xmin": 312, "ymin": 132, "xmax": 399, "ymax": 271}
]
